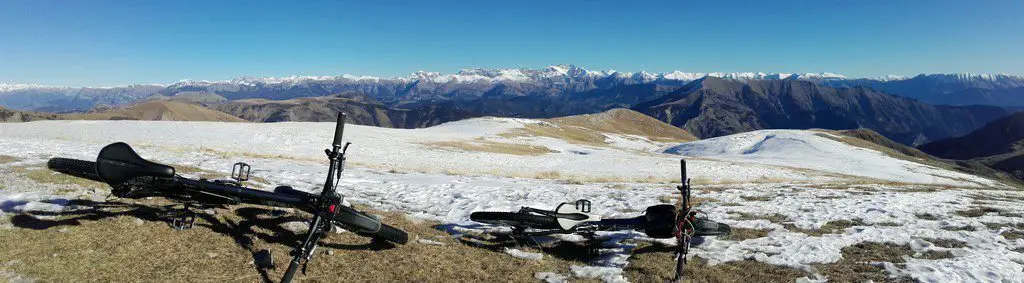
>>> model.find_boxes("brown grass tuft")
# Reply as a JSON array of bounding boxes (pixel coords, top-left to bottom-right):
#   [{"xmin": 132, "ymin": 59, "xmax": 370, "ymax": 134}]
[
  {"xmin": 1002, "ymin": 230, "xmax": 1024, "ymax": 240},
  {"xmin": 499, "ymin": 123, "xmax": 610, "ymax": 146},
  {"xmin": 814, "ymin": 242, "xmax": 921, "ymax": 282},
  {"xmin": 0, "ymin": 155, "xmax": 21, "ymax": 164},
  {"xmin": 725, "ymin": 228, "xmax": 772, "ymax": 241},
  {"xmin": 919, "ymin": 238, "xmax": 968, "ymax": 249},
  {"xmin": 740, "ymin": 195, "xmax": 775, "ymax": 202},
  {"xmin": 784, "ymin": 219, "xmax": 864, "ymax": 236},
  {"xmin": 545, "ymin": 108, "xmax": 698, "ymax": 143},
  {"xmin": 733, "ymin": 212, "xmax": 788, "ymax": 224},
  {"xmin": 916, "ymin": 213, "xmax": 941, "ymax": 221},
  {"xmin": 954, "ymin": 207, "xmax": 1004, "ymax": 218},
  {"xmin": 421, "ymin": 140, "xmax": 556, "ymax": 156}
]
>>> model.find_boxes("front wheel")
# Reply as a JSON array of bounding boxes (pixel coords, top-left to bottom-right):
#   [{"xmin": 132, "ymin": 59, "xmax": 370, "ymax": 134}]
[
  {"xmin": 374, "ymin": 223, "xmax": 408, "ymax": 244},
  {"xmin": 470, "ymin": 211, "xmax": 559, "ymax": 229},
  {"xmin": 333, "ymin": 205, "xmax": 409, "ymax": 244}
]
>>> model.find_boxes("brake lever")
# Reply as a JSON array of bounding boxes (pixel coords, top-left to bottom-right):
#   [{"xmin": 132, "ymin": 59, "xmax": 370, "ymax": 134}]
[{"xmin": 335, "ymin": 142, "xmax": 352, "ymax": 177}]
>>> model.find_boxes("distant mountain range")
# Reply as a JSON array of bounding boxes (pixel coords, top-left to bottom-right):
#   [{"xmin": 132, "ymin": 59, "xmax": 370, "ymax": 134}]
[
  {"xmin": 3, "ymin": 65, "xmax": 1023, "ymax": 145},
  {"xmin": 821, "ymin": 74, "xmax": 1024, "ymax": 106},
  {"xmin": 5, "ymin": 65, "xmax": 1023, "ymax": 112}
]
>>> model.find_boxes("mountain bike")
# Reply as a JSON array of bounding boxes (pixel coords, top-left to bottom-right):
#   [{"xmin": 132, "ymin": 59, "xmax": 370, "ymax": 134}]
[
  {"xmin": 46, "ymin": 113, "xmax": 408, "ymax": 283},
  {"xmin": 470, "ymin": 159, "xmax": 729, "ymax": 282}
]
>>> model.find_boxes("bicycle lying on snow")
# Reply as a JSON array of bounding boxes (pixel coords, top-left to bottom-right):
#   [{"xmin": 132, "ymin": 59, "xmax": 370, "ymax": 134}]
[
  {"xmin": 46, "ymin": 113, "xmax": 408, "ymax": 283},
  {"xmin": 470, "ymin": 159, "xmax": 730, "ymax": 282}
]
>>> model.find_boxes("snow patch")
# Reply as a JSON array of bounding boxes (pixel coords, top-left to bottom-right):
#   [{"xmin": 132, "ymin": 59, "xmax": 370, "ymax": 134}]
[{"xmin": 504, "ymin": 248, "xmax": 544, "ymax": 261}]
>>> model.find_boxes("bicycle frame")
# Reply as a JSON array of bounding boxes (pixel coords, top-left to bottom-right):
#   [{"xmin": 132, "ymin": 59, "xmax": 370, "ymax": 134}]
[{"xmin": 280, "ymin": 112, "xmax": 353, "ymax": 283}]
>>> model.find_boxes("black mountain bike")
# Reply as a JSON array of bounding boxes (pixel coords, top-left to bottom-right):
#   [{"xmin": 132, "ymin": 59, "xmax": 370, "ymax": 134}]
[
  {"xmin": 46, "ymin": 113, "xmax": 408, "ymax": 283},
  {"xmin": 470, "ymin": 159, "xmax": 729, "ymax": 282}
]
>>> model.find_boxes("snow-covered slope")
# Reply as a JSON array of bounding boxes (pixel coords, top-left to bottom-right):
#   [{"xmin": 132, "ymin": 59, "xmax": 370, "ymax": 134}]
[
  {"xmin": 2, "ymin": 119, "xmax": 1022, "ymax": 282},
  {"xmin": 663, "ymin": 130, "xmax": 999, "ymax": 186}
]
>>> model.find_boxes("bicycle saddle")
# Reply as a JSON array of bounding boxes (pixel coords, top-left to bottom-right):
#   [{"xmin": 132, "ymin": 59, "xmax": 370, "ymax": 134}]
[{"xmin": 96, "ymin": 142, "xmax": 175, "ymax": 185}]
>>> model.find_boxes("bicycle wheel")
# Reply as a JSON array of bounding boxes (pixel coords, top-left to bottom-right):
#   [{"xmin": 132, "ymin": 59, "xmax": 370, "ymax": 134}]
[
  {"xmin": 375, "ymin": 223, "xmax": 409, "ymax": 244},
  {"xmin": 47, "ymin": 157, "xmax": 104, "ymax": 183},
  {"xmin": 470, "ymin": 211, "xmax": 559, "ymax": 229}
]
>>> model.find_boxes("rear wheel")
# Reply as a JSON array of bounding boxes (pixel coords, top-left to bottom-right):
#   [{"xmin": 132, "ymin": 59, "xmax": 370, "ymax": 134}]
[
  {"xmin": 470, "ymin": 211, "xmax": 559, "ymax": 229},
  {"xmin": 47, "ymin": 158, "xmax": 104, "ymax": 183}
]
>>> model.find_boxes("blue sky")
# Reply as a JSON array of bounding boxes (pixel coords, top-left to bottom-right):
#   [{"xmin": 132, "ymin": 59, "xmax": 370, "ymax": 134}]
[{"xmin": 1, "ymin": 0, "xmax": 1021, "ymax": 86}]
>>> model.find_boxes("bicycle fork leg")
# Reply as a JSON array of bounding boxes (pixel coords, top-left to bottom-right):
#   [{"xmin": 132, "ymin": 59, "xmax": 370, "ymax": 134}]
[{"xmin": 282, "ymin": 215, "xmax": 325, "ymax": 283}]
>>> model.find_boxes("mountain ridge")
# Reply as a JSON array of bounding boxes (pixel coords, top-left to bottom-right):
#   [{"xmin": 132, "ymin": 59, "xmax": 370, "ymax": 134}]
[{"xmin": 631, "ymin": 76, "xmax": 1012, "ymax": 145}]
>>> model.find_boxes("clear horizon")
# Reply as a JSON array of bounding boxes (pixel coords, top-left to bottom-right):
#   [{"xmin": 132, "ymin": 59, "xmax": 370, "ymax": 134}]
[{"xmin": 2, "ymin": 0, "xmax": 1022, "ymax": 86}]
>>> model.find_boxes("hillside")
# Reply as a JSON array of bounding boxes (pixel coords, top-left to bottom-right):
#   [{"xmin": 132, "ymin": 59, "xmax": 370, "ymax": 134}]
[
  {"xmin": 546, "ymin": 108, "xmax": 697, "ymax": 142},
  {"xmin": 0, "ymin": 106, "xmax": 62, "ymax": 122},
  {"xmin": 919, "ymin": 112, "xmax": 1024, "ymax": 159},
  {"xmin": 213, "ymin": 92, "xmax": 480, "ymax": 128},
  {"xmin": 919, "ymin": 111, "xmax": 1024, "ymax": 180},
  {"xmin": 214, "ymin": 93, "xmax": 395, "ymax": 125},
  {"xmin": 633, "ymin": 77, "xmax": 1011, "ymax": 145},
  {"xmin": 66, "ymin": 101, "xmax": 245, "ymax": 122},
  {"xmin": 817, "ymin": 128, "xmax": 1020, "ymax": 185}
]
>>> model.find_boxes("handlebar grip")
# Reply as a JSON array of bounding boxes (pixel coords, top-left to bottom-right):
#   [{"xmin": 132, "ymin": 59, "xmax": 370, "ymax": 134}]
[
  {"xmin": 281, "ymin": 261, "xmax": 300, "ymax": 283},
  {"xmin": 332, "ymin": 112, "xmax": 346, "ymax": 148}
]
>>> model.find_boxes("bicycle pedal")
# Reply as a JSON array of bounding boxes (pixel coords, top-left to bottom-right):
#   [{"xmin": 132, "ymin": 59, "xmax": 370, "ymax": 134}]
[
  {"xmin": 171, "ymin": 214, "xmax": 196, "ymax": 230},
  {"xmin": 168, "ymin": 205, "xmax": 198, "ymax": 230},
  {"xmin": 231, "ymin": 162, "xmax": 250, "ymax": 183},
  {"xmin": 254, "ymin": 249, "xmax": 275, "ymax": 269},
  {"xmin": 575, "ymin": 199, "xmax": 592, "ymax": 213}
]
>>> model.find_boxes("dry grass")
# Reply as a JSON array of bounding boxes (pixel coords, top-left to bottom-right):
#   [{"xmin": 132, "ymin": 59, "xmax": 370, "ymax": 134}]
[
  {"xmin": 12, "ymin": 166, "xmax": 106, "ymax": 190},
  {"xmin": 733, "ymin": 212, "xmax": 788, "ymax": 224},
  {"xmin": 725, "ymin": 228, "xmax": 772, "ymax": 241},
  {"xmin": 0, "ymin": 199, "xmax": 581, "ymax": 282},
  {"xmin": 916, "ymin": 213, "xmax": 942, "ymax": 221},
  {"xmin": 1003, "ymin": 230, "xmax": 1024, "ymax": 240},
  {"xmin": 359, "ymin": 162, "xmax": 680, "ymax": 185},
  {"xmin": 196, "ymin": 148, "xmax": 316, "ymax": 162},
  {"xmin": 785, "ymin": 219, "xmax": 864, "ymax": 236},
  {"xmin": 545, "ymin": 109, "xmax": 698, "ymax": 143},
  {"xmin": 813, "ymin": 242, "xmax": 923, "ymax": 283},
  {"xmin": 421, "ymin": 140, "xmax": 556, "ymax": 156},
  {"xmin": 624, "ymin": 243, "xmax": 809, "ymax": 283},
  {"xmin": 66, "ymin": 101, "xmax": 245, "ymax": 122},
  {"xmin": 0, "ymin": 155, "xmax": 20, "ymax": 164},
  {"xmin": 954, "ymin": 206, "xmax": 1005, "ymax": 218},
  {"xmin": 499, "ymin": 123, "xmax": 610, "ymax": 147},
  {"xmin": 941, "ymin": 225, "xmax": 977, "ymax": 232},
  {"xmin": 982, "ymin": 222, "xmax": 1024, "ymax": 231},
  {"xmin": 739, "ymin": 195, "xmax": 775, "ymax": 202},
  {"xmin": 919, "ymin": 238, "xmax": 968, "ymax": 249}
]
